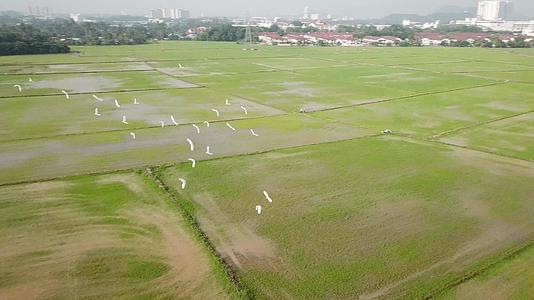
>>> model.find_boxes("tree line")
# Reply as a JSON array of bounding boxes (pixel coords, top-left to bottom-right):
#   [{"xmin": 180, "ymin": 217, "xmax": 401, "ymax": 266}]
[{"xmin": 0, "ymin": 24, "xmax": 70, "ymax": 55}]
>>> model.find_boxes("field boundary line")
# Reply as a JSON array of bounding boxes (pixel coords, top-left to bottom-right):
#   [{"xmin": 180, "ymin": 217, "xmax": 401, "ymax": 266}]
[
  {"xmin": 1, "ymin": 68, "xmax": 157, "ymax": 76},
  {"xmin": 423, "ymin": 237, "xmax": 534, "ymax": 300},
  {"xmin": 391, "ymin": 134, "xmax": 534, "ymax": 164},
  {"xmin": 0, "ymin": 86, "xmax": 204, "ymax": 100},
  {"xmin": 0, "ymin": 133, "xmax": 379, "ymax": 187},
  {"xmin": 0, "ymin": 54, "xmax": 300, "ymax": 67},
  {"xmin": 431, "ymin": 109, "xmax": 534, "ymax": 140},
  {"xmin": 0, "ymin": 113, "xmax": 287, "ymax": 144},
  {"xmin": 143, "ymin": 168, "xmax": 253, "ymax": 299},
  {"xmin": 309, "ymin": 82, "xmax": 506, "ymax": 113}
]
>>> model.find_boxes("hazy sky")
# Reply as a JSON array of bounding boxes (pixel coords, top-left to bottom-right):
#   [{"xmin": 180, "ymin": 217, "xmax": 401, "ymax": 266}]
[{"xmin": 1, "ymin": 0, "xmax": 533, "ymax": 18}]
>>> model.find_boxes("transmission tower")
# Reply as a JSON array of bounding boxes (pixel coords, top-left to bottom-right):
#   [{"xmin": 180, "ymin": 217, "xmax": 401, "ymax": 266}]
[{"xmin": 243, "ymin": 16, "xmax": 256, "ymax": 51}]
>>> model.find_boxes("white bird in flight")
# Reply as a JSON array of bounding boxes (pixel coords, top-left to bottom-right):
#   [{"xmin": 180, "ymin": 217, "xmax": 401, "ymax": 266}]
[
  {"xmin": 193, "ymin": 124, "xmax": 200, "ymax": 134},
  {"xmin": 93, "ymin": 94, "xmax": 103, "ymax": 101},
  {"xmin": 179, "ymin": 63, "xmax": 185, "ymax": 69},
  {"xmin": 122, "ymin": 115, "xmax": 128, "ymax": 124},
  {"xmin": 241, "ymin": 106, "xmax": 248, "ymax": 115},
  {"xmin": 205, "ymin": 146, "xmax": 213, "ymax": 155},
  {"xmin": 186, "ymin": 138, "xmax": 194, "ymax": 151},
  {"xmin": 13, "ymin": 85, "xmax": 22, "ymax": 92},
  {"xmin": 94, "ymin": 108, "xmax": 101, "ymax": 116},
  {"xmin": 61, "ymin": 90, "xmax": 69, "ymax": 100},
  {"xmin": 226, "ymin": 123, "xmax": 236, "ymax": 131},
  {"xmin": 255, "ymin": 205, "xmax": 262, "ymax": 215},
  {"xmin": 250, "ymin": 129, "xmax": 259, "ymax": 137},
  {"xmin": 171, "ymin": 115, "xmax": 178, "ymax": 126},
  {"xmin": 133, "ymin": 98, "xmax": 139, "ymax": 104},
  {"xmin": 179, "ymin": 178, "xmax": 187, "ymax": 189},
  {"xmin": 204, "ymin": 121, "xmax": 210, "ymax": 128},
  {"xmin": 263, "ymin": 191, "xmax": 273, "ymax": 203},
  {"xmin": 160, "ymin": 121, "xmax": 165, "ymax": 128},
  {"xmin": 130, "ymin": 132, "xmax": 136, "ymax": 140},
  {"xmin": 225, "ymin": 98, "xmax": 231, "ymax": 106},
  {"xmin": 188, "ymin": 158, "xmax": 196, "ymax": 168},
  {"xmin": 28, "ymin": 77, "xmax": 33, "ymax": 83},
  {"xmin": 211, "ymin": 109, "xmax": 220, "ymax": 117},
  {"xmin": 114, "ymin": 99, "xmax": 121, "ymax": 108}
]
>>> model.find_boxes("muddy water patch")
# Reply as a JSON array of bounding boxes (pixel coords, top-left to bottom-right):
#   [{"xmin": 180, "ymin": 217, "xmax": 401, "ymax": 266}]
[{"xmin": 31, "ymin": 75, "xmax": 122, "ymax": 93}]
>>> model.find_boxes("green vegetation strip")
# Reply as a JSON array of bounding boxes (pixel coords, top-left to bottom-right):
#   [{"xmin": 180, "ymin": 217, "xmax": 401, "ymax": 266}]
[{"xmin": 144, "ymin": 168, "xmax": 253, "ymax": 299}]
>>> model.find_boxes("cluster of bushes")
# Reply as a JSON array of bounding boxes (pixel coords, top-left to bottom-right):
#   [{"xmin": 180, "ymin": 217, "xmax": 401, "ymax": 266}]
[{"xmin": 0, "ymin": 24, "xmax": 70, "ymax": 55}]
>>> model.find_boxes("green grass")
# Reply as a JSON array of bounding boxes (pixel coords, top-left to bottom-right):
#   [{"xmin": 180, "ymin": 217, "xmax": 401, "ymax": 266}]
[
  {"xmin": 441, "ymin": 112, "xmax": 534, "ymax": 161},
  {"xmin": 1, "ymin": 42, "xmax": 534, "ymax": 299},
  {"xmin": 0, "ymin": 61, "xmax": 153, "ymax": 75},
  {"xmin": 158, "ymin": 136, "xmax": 534, "ymax": 299},
  {"xmin": 313, "ymin": 83, "xmax": 534, "ymax": 138},
  {"xmin": 0, "ymin": 70, "xmax": 196, "ymax": 97},
  {"xmin": 438, "ymin": 243, "xmax": 534, "ymax": 300},
  {"xmin": 0, "ymin": 172, "xmax": 230, "ymax": 299},
  {"xmin": 188, "ymin": 64, "xmax": 493, "ymax": 113},
  {"xmin": 0, "ymin": 88, "xmax": 284, "ymax": 141},
  {"xmin": 0, "ymin": 114, "xmax": 372, "ymax": 184}
]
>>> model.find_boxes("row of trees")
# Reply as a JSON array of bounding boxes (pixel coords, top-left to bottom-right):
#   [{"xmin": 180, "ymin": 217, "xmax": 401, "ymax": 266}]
[
  {"xmin": 441, "ymin": 38, "xmax": 534, "ymax": 48},
  {"xmin": 0, "ymin": 24, "xmax": 70, "ymax": 55}
]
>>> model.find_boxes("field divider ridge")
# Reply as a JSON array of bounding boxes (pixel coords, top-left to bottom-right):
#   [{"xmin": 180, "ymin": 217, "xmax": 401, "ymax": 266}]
[
  {"xmin": 431, "ymin": 109, "xmax": 534, "ymax": 140},
  {"xmin": 0, "ymin": 132, "xmax": 381, "ymax": 187},
  {"xmin": 0, "ymin": 86, "xmax": 205, "ymax": 100},
  {"xmin": 0, "ymin": 113, "xmax": 287, "ymax": 144},
  {"xmin": 143, "ymin": 167, "xmax": 254, "ymax": 300},
  {"xmin": 309, "ymin": 81, "xmax": 507, "ymax": 114}
]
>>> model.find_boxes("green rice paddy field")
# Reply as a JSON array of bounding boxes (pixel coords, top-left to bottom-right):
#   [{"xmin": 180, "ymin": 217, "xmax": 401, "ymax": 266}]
[{"xmin": 0, "ymin": 42, "xmax": 533, "ymax": 299}]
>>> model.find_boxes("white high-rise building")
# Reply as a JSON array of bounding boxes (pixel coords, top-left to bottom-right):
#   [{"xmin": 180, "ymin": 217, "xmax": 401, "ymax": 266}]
[
  {"xmin": 477, "ymin": 0, "xmax": 513, "ymax": 21},
  {"xmin": 150, "ymin": 8, "xmax": 190, "ymax": 19},
  {"xmin": 303, "ymin": 6, "xmax": 310, "ymax": 19}
]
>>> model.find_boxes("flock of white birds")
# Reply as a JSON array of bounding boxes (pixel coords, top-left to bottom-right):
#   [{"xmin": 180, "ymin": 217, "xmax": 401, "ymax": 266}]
[{"xmin": 13, "ymin": 69, "xmax": 273, "ymax": 215}]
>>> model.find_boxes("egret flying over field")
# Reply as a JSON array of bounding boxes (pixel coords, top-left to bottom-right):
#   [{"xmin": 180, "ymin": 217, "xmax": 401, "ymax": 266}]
[
  {"xmin": 13, "ymin": 85, "xmax": 22, "ymax": 92},
  {"xmin": 240, "ymin": 106, "xmax": 248, "ymax": 115},
  {"xmin": 255, "ymin": 205, "xmax": 262, "ymax": 215},
  {"xmin": 179, "ymin": 178, "xmax": 187, "ymax": 190},
  {"xmin": 179, "ymin": 63, "xmax": 185, "ymax": 69},
  {"xmin": 225, "ymin": 98, "xmax": 231, "ymax": 106},
  {"xmin": 226, "ymin": 123, "xmax": 236, "ymax": 131},
  {"xmin": 211, "ymin": 109, "xmax": 220, "ymax": 117},
  {"xmin": 130, "ymin": 132, "xmax": 136, "ymax": 140},
  {"xmin": 263, "ymin": 191, "xmax": 273, "ymax": 203},
  {"xmin": 28, "ymin": 77, "xmax": 33, "ymax": 83},
  {"xmin": 171, "ymin": 115, "xmax": 178, "ymax": 126},
  {"xmin": 133, "ymin": 98, "xmax": 139, "ymax": 104},
  {"xmin": 188, "ymin": 158, "xmax": 196, "ymax": 168},
  {"xmin": 114, "ymin": 99, "xmax": 121, "ymax": 108},
  {"xmin": 250, "ymin": 129, "xmax": 259, "ymax": 137},
  {"xmin": 187, "ymin": 138, "xmax": 194, "ymax": 151},
  {"xmin": 204, "ymin": 121, "xmax": 210, "ymax": 128},
  {"xmin": 61, "ymin": 90, "xmax": 69, "ymax": 100},
  {"xmin": 94, "ymin": 108, "xmax": 101, "ymax": 116},
  {"xmin": 160, "ymin": 121, "xmax": 165, "ymax": 128},
  {"xmin": 193, "ymin": 124, "xmax": 200, "ymax": 134},
  {"xmin": 205, "ymin": 146, "xmax": 213, "ymax": 155},
  {"xmin": 93, "ymin": 94, "xmax": 103, "ymax": 101},
  {"xmin": 122, "ymin": 115, "xmax": 128, "ymax": 124}
]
